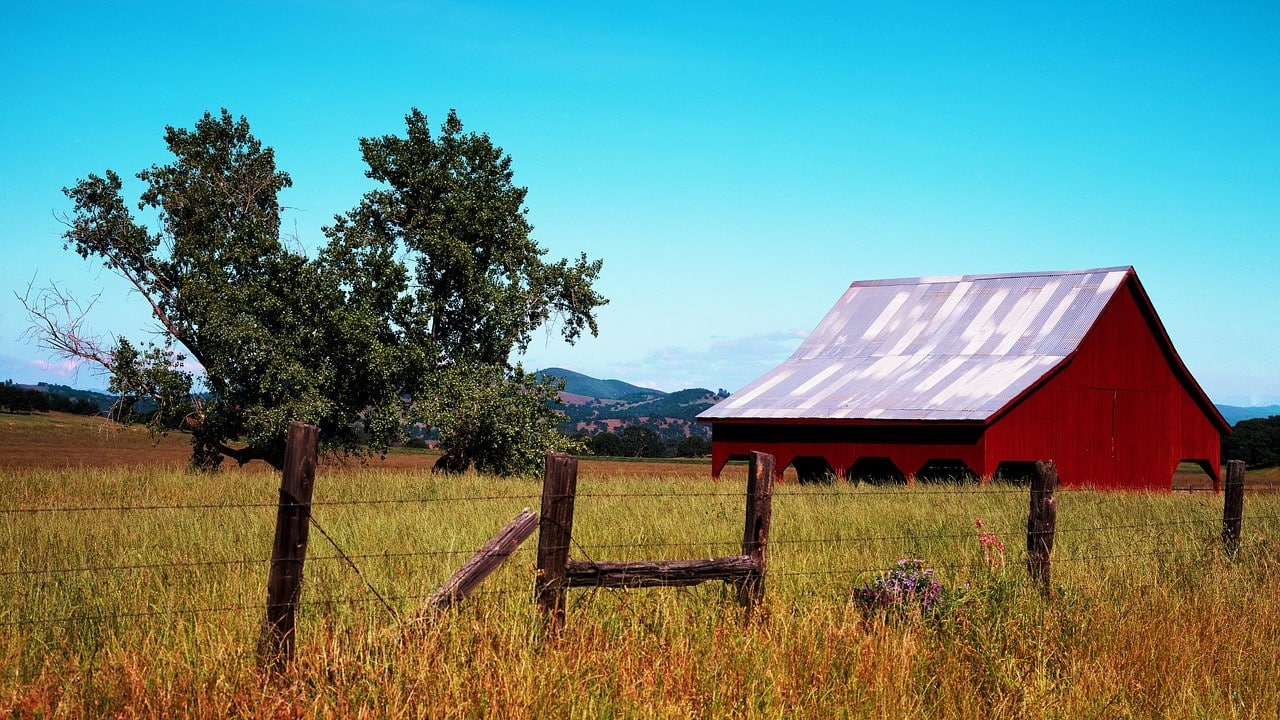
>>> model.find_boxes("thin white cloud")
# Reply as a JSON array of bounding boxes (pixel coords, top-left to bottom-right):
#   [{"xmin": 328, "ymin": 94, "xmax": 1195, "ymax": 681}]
[
  {"xmin": 4, "ymin": 355, "xmax": 107, "ymax": 387},
  {"xmin": 29, "ymin": 358, "xmax": 83, "ymax": 378},
  {"xmin": 613, "ymin": 330, "xmax": 807, "ymax": 393}
]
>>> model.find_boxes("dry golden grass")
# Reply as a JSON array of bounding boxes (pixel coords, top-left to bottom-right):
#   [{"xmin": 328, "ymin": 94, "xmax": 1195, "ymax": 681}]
[{"xmin": 3, "ymin": 412, "xmax": 1280, "ymax": 718}]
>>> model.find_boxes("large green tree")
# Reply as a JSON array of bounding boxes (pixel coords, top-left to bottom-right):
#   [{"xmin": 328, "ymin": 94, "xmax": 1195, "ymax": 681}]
[
  {"xmin": 23, "ymin": 109, "xmax": 604, "ymax": 474},
  {"xmin": 330, "ymin": 109, "xmax": 606, "ymax": 473}
]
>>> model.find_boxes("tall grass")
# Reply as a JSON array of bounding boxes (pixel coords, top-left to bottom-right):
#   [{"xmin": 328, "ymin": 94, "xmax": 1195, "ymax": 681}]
[{"xmin": 2, "ymin": 464, "xmax": 1279, "ymax": 718}]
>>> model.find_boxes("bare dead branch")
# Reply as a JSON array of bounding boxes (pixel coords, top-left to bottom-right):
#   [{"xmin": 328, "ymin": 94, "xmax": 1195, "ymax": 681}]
[{"xmin": 17, "ymin": 280, "xmax": 115, "ymax": 374}]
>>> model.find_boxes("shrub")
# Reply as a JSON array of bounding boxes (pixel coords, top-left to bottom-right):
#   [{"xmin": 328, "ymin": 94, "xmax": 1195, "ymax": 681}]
[{"xmin": 853, "ymin": 559, "xmax": 946, "ymax": 616}]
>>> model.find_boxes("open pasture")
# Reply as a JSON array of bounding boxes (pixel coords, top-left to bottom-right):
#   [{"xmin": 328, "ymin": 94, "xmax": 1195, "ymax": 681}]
[{"xmin": 3, "ymin": 413, "xmax": 1280, "ymax": 718}]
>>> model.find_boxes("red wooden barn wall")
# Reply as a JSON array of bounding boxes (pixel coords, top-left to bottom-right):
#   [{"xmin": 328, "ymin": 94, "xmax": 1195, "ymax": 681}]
[
  {"xmin": 984, "ymin": 276, "xmax": 1223, "ymax": 489},
  {"xmin": 708, "ymin": 275, "xmax": 1224, "ymax": 490}
]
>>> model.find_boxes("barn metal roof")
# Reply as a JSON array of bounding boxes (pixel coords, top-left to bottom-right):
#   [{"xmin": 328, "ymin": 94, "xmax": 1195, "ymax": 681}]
[{"xmin": 699, "ymin": 267, "xmax": 1133, "ymax": 423}]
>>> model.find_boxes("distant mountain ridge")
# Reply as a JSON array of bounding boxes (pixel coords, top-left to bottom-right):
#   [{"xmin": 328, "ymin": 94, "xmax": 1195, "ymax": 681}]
[
  {"xmin": 1217, "ymin": 404, "xmax": 1280, "ymax": 426},
  {"xmin": 536, "ymin": 367, "xmax": 662, "ymax": 401},
  {"xmin": 536, "ymin": 367, "xmax": 728, "ymax": 441}
]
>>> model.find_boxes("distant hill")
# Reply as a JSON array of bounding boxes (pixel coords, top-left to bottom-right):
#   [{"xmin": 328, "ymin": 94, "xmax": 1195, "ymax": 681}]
[
  {"xmin": 14, "ymin": 382, "xmax": 116, "ymax": 411},
  {"xmin": 537, "ymin": 368, "xmax": 728, "ymax": 442},
  {"xmin": 537, "ymin": 367, "xmax": 663, "ymax": 401},
  {"xmin": 1217, "ymin": 405, "xmax": 1280, "ymax": 426}
]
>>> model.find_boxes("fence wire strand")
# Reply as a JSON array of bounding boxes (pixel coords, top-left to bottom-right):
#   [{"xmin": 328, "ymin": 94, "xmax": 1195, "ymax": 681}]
[
  {"xmin": 5, "ymin": 472, "xmax": 1277, "ymax": 632},
  {"xmin": 306, "ymin": 514, "xmax": 400, "ymax": 621},
  {"xmin": 0, "ymin": 493, "xmax": 542, "ymax": 515},
  {"xmin": 0, "ymin": 546, "xmax": 540, "ymax": 579}
]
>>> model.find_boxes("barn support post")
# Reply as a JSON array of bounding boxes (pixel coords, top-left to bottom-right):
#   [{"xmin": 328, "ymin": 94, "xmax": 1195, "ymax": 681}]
[
  {"xmin": 535, "ymin": 451, "xmax": 579, "ymax": 632},
  {"xmin": 1026, "ymin": 459, "xmax": 1058, "ymax": 599},
  {"xmin": 1222, "ymin": 459, "xmax": 1246, "ymax": 557},
  {"xmin": 737, "ymin": 451, "xmax": 775, "ymax": 618},
  {"xmin": 259, "ymin": 421, "xmax": 319, "ymax": 670}
]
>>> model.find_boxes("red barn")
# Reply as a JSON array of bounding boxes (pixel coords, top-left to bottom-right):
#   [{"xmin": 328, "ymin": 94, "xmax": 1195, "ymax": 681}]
[{"xmin": 698, "ymin": 267, "xmax": 1227, "ymax": 490}]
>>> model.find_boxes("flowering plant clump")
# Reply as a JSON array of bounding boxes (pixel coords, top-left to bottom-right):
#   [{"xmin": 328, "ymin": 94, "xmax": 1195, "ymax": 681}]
[
  {"xmin": 852, "ymin": 559, "xmax": 945, "ymax": 616},
  {"xmin": 975, "ymin": 517, "xmax": 1006, "ymax": 569}
]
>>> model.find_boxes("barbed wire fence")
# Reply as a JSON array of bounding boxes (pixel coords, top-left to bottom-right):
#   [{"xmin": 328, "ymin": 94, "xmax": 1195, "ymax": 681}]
[{"xmin": 0, "ymin": 425, "xmax": 1269, "ymax": 670}]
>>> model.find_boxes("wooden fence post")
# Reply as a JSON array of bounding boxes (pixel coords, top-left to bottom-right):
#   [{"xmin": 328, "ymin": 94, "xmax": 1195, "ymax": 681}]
[
  {"xmin": 1223, "ymin": 459, "xmax": 1245, "ymax": 556},
  {"xmin": 1026, "ymin": 459, "xmax": 1057, "ymax": 599},
  {"xmin": 737, "ymin": 451, "xmax": 775, "ymax": 617},
  {"xmin": 259, "ymin": 422, "xmax": 319, "ymax": 669},
  {"xmin": 536, "ymin": 451, "xmax": 578, "ymax": 631},
  {"xmin": 420, "ymin": 508, "xmax": 538, "ymax": 616}
]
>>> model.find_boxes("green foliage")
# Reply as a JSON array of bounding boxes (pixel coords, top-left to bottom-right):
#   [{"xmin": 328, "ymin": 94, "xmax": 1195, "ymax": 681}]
[
  {"xmin": 105, "ymin": 338, "xmax": 192, "ymax": 427},
  {"xmin": 414, "ymin": 363, "xmax": 585, "ymax": 477},
  {"xmin": 675, "ymin": 435, "xmax": 711, "ymax": 458},
  {"xmin": 558, "ymin": 386, "xmax": 724, "ymax": 445},
  {"xmin": 333, "ymin": 108, "xmax": 606, "ymax": 367},
  {"xmin": 0, "ymin": 383, "xmax": 39, "ymax": 413},
  {"xmin": 1222, "ymin": 415, "xmax": 1280, "ymax": 469},
  {"xmin": 617, "ymin": 426, "xmax": 666, "ymax": 458},
  {"xmin": 16, "ymin": 383, "xmax": 115, "ymax": 412},
  {"xmin": 332, "ymin": 109, "xmax": 606, "ymax": 473},
  {"xmin": 52, "ymin": 110, "xmax": 412, "ymax": 469},
  {"xmin": 589, "ymin": 430, "xmax": 626, "ymax": 457},
  {"xmin": 586, "ymin": 430, "xmax": 709, "ymax": 458},
  {"xmin": 35, "ymin": 108, "xmax": 605, "ymax": 473}
]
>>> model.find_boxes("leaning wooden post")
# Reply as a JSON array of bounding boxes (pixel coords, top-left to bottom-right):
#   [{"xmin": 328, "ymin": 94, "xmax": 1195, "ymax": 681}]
[
  {"xmin": 259, "ymin": 422, "xmax": 319, "ymax": 669},
  {"xmin": 1026, "ymin": 459, "xmax": 1058, "ymax": 599},
  {"xmin": 420, "ymin": 508, "xmax": 538, "ymax": 616},
  {"xmin": 536, "ymin": 452, "xmax": 579, "ymax": 632},
  {"xmin": 738, "ymin": 451, "xmax": 775, "ymax": 618},
  {"xmin": 1223, "ymin": 459, "xmax": 1245, "ymax": 557}
]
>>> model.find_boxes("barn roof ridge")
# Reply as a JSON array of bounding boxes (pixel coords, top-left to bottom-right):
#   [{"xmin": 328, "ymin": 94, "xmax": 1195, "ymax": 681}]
[{"xmin": 848, "ymin": 265, "xmax": 1135, "ymax": 289}]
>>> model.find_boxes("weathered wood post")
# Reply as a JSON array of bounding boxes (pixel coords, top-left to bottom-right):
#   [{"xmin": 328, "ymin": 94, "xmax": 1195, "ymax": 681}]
[
  {"xmin": 1026, "ymin": 459, "xmax": 1058, "ymax": 599},
  {"xmin": 260, "ymin": 421, "xmax": 319, "ymax": 669},
  {"xmin": 536, "ymin": 451, "xmax": 578, "ymax": 631},
  {"xmin": 421, "ymin": 508, "xmax": 538, "ymax": 615},
  {"xmin": 737, "ymin": 451, "xmax": 775, "ymax": 617},
  {"xmin": 1222, "ymin": 459, "xmax": 1245, "ymax": 556}
]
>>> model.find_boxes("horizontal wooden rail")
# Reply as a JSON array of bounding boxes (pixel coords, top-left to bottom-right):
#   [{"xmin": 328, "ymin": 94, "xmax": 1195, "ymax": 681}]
[
  {"xmin": 566, "ymin": 556, "xmax": 757, "ymax": 589},
  {"xmin": 536, "ymin": 450, "xmax": 774, "ymax": 629}
]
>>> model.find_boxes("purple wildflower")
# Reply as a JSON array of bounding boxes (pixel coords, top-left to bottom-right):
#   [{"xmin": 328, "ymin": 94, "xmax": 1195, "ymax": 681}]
[{"xmin": 853, "ymin": 559, "xmax": 945, "ymax": 615}]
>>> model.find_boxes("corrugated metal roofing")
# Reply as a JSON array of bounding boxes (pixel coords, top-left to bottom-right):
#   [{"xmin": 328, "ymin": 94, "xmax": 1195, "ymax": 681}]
[{"xmin": 698, "ymin": 267, "xmax": 1133, "ymax": 422}]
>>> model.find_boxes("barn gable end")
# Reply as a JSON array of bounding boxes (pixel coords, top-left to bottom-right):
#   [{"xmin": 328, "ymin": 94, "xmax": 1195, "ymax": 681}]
[{"xmin": 698, "ymin": 267, "xmax": 1226, "ymax": 490}]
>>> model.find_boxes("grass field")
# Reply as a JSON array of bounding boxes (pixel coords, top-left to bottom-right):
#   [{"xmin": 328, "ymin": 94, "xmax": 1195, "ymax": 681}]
[{"xmin": 3, "ymin": 413, "xmax": 1280, "ymax": 718}]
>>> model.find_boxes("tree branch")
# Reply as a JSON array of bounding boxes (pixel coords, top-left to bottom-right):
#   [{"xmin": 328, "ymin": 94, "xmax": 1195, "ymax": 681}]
[{"xmin": 17, "ymin": 280, "xmax": 115, "ymax": 373}]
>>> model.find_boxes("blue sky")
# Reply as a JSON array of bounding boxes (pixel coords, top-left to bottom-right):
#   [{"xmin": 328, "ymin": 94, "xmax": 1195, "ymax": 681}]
[{"xmin": 1, "ymin": 2, "xmax": 1277, "ymax": 404}]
